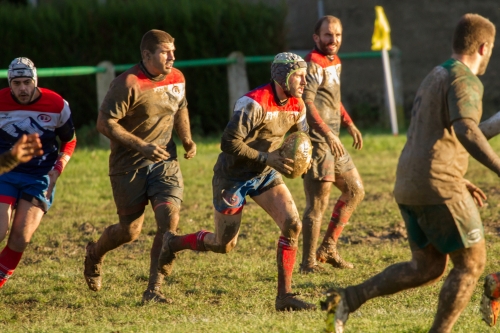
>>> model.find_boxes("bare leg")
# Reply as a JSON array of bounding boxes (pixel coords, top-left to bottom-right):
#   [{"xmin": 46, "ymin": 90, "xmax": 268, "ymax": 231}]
[
  {"xmin": 302, "ymin": 175, "xmax": 332, "ymax": 269},
  {"xmin": 0, "ymin": 199, "xmax": 44, "ymax": 287},
  {"xmin": 148, "ymin": 202, "xmax": 179, "ymax": 291},
  {"xmin": 429, "ymin": 239, "xmax": 486, "ymax": 333},
  {"xmin": 202, "ymin": 210, "xmax": 242, "ymax": 253},
  {"xmin": 345, "ymin": 242, "xmax": 448, "ymax": 312},
  {"xmin": 0, "ymin": 203, "xmax": 13, "ymax": 243},
  {"xmin": 253, "ymin": 184, "xmax": 301, "ymax": 296},
  {"xmin": 317, "ymin": 168, "xmax": 364, "ymax": 269},
  {"xmin": 84, "ymin": 209, "xmax": 145, "ymax": 291}
]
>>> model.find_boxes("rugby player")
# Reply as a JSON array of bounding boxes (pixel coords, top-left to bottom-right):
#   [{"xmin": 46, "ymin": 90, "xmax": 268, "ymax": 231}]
[
  {"xmin": 327, "ymin": 14, "xmax": 498, "ymax": 333},
  {"xmin": 83, "ymin": 29, "xmax": 196, "ymax": 303},
  {"xmin": 0, "ymin": 57, "xmax": 76, "ymax": 288},
  {"xmin": 301, "ymin": 16, "xmax": 364, "ymax": 274},
  {"xmin": 157, "ymin": 52, "xmax": 316, "ymax": 311}
]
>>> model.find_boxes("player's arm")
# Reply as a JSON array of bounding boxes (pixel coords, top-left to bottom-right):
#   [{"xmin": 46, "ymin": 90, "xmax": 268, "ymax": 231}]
[
  {"xmin": 450, "ymin": 75, "xmax": 500, "ymax": 176},
  {"xmin": 220, "ymin": 100, "xmax": 293, "ymax": 175},
  {"xmin": 303, "ymin": 62, "xmax": 345, "ymax": 157},
  {"xmin": 479, "ymin": 111, "xmax": 500, "ymax": 140},
  {"xmin": 341, "ymin": 103, "xmax": 363, "ymax": 150},
  {"xmin": 453, "ymin": 118, "xmax": 500, "ymax": 176},
  {"xmin": 97, "ymin": 111, "xmax": 169, "ymax": 163},
  {"xmin": 45, "ymin": 112, "xmax": 77, "ymax": 199},
  {"xmin": 173, "ymin": 106, "xmax": 196, "ymax": 160}
]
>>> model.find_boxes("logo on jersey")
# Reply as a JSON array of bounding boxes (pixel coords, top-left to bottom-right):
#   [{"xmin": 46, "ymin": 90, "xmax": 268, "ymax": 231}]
[{"xmin": 37, "ymin": 114, "xmax": 52, "ymax": 122}]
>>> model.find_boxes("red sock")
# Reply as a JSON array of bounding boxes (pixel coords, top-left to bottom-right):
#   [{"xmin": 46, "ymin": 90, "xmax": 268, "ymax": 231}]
[
  {"xmin": 176, "ymin": 230, "xmax": 209, "ymax": 251},
  {"xmin": 0, "ymin": 246, "xmax": 23, "ymax": 288},
  {"xmin": 324, "ymin": 200, "xmax": 350, "ymax": 242},
  {"xmin": 277, "ymin": 236, "xmax": 297, "ymax": 295}
]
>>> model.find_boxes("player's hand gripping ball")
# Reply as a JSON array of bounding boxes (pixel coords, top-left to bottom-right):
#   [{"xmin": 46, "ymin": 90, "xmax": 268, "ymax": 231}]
[{"xmin": 279, "ymin": 131, "xmax": 312, "ymax": 179}]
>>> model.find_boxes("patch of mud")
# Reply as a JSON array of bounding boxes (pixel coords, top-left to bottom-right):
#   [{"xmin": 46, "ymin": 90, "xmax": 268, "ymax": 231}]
[
  {"xmin": 78, "ymin": 222, "xmax": 96, "ymax": 234},
  {"xmin": 345, "ymin": 222, "xmax": 407, "ymax": 245}
]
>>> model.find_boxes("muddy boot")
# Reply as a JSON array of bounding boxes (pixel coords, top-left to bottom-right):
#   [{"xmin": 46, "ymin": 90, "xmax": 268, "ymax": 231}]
[
  {"xmin": 321, "ymin": 288, "xmax": 350, "ymax": 333},
  {"xmin": 299, "ymin": 263, "xmax": 326, "ymax": 274},
  {"xmin": 481, "ymin": 272, "xmax": 500, "ymax": 327},
  {"xmin": 157, "ymin": 231, "xmax": 177, "ymax": 276},
  {"xmin": 275, "ymin": 293, "xmax": 317, "ymax": 311},
  {"xmin": 316, "ymin": 239, "xmax": 354, "ymax": 269},
  {"xmin": 142, "ymin": 287, "xmax": 173, "ymax": 304},
  {"xmin": 83, "ymin": 241, "xmax": 103, "ymax": 292}
]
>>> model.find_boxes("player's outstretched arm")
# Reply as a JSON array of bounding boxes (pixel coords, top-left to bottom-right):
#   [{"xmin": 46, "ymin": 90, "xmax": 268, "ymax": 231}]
[
  {"xmin": 479, "ymin": 111, "xmax": 500, "ymax": 140},
  {"xmin": 97, "ymin": 111, "xmax": 169, "ymax": 163},
  {"xmin": 454, "ymin": 118, "xmax": 500, "ymax": 176},
  {"xmin": 174, "ymin": 107, "xmax": 196, "ymax": 160}
]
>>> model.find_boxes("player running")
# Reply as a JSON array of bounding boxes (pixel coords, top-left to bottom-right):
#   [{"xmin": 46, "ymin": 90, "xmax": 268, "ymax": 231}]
[
  {"xmin": 0, "ymin": 57, "xmax": 77, "ymax": 288},
  {"xmin": 157, "ymin": 52, "xmax": 316, "ymax": 311},
  {"xmin": 300, "ymin": 15, "xmax": 364, "ymax": 274},
  {"xmin": 325, "ymin": 14, "xmax": 498, "ymax": 333},
  {"xmin": 83, "ymin": 30, "xmax": 196, "ymax": 303}
]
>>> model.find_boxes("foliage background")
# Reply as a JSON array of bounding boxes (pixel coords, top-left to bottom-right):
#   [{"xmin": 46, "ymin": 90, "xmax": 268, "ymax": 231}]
[{"xmin": 0, "ymin": 0, "xmax": 286, "ymax": 134}]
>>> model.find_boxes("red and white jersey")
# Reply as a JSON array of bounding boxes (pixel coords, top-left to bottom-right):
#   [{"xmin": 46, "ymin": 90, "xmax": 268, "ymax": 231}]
[
  {"xmin": 303, "ymin": 48, "xmax": 352, "ymax": 142},
  {"xmin": 215, "ymin": 82, "xmax": 308, "ymax": 180},
  {"xmin": 0, "ymin": 87, "xmax": 75, "ymax": 175}
]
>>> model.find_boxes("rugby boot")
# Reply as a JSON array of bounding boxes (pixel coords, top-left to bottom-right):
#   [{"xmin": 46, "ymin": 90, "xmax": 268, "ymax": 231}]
[
  {"xmin": 299, "ymin": 263, "xmax": 326, "ymax": 275},
  {"xmin": 321, "ymin": 288, "xmax": 350, "ymax": 333},
  {"xmin": 275, "ymin": 293, "xmax": 317, "ymax": 311},
  {"xmin": 157, "ymin": 231, "xmax": 177, "ymax": 276},
  {"xmin": 316, "ymin": 239, "xmax": 354, "ymax": 269},
  {"xmin": 481, "ymin": 272, "xmax": 500, "ymax": 327},
  {"xmin": 83, "ymin": 241, "xmax": 103, "ymax": 292},
  {"xmin": 142, "ymin": 287, "xmax": 173, "ymax": 304}
]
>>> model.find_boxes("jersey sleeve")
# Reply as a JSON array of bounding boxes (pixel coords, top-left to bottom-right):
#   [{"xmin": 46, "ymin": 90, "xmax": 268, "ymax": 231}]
[
  {"xmin": 303, "ymin": 62, "xmax": 331, "ymax": 136},
  {"xmin": 340, "ymin": 103, "xmax": 353, "ymax": 127},
  {"xmin": 220, "ymin": 96, "xmax": 266, "ymax": 161},
  {"xmin": 448, "ymin": 74, "xmax": 483, "ymax": 124},
  {"xmin": 296, "ymin": 102, "xmax": 309, "ymax": 132},
  {"xmin": 99, "ymin": 78, "xmax": 133, "ymax": 120}
]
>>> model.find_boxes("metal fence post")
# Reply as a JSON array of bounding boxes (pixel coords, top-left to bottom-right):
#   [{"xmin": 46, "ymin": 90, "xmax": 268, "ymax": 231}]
[
  {"xmin": 389, "ymin": 47, "xmax": 405, "ymax": 130},
  {"xmin": 227, "ymin": 52, "xmax": 249, "ymax": 118},
  {"xmin": 96, "ymin": 61, "xmax": 115, "ymax": 147}
]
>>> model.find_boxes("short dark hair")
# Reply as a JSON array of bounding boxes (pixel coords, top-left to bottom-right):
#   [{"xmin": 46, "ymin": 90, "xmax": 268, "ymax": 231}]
[
  {"xmin": 314, "ymin": 15, "xmax": 342, "ymax": 35},
  {"xmin": 140, "ymin": 29, "xmax": 175, "ymax": 55},
  {"xmin": 452, "ymin": 14, "xmax": 496, "ymax": 55}
]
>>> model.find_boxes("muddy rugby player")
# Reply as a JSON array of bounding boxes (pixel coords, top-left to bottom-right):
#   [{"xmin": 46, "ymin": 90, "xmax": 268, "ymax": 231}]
[
  {"xmin": 157, "ymin": 52, "xmax": 317, "ymax": 311},
  {"xmin": 0, "ymin": 57, "xmax": 77, "ymax": 288},
  {"xmin": 83, "ymin": 29, "xmax": 197, "ymax": 304},
  {"xmin": 326, "ymin": 13, "xmax": 499, "ymax": 333},
  {"xmin": 300, "ymin": 15, "xmax": 365, "ymax": 274}
]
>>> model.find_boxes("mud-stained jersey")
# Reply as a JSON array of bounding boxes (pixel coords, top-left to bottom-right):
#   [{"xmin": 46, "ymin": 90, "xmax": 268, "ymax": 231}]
[
  {"xmin": 215, "ymin": 82, "xmax": 308, "ymax": 180},
  {"xmin": 100, "ymin": 62, "xmax": 187, "ymax": 175},
  {"xmin": 303, "ymin": 49, "xmax": 352, "ymax": 142},
  {"xmin": 0, "ymin": 87, "xmax": 75, "ymax": 176},
  {"xmin": 394, "ymin": 58, "xmax": 483, "ymax": 205}
]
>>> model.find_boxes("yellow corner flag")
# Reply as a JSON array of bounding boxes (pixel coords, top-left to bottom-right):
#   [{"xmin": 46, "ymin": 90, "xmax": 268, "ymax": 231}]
[{"xmin": 371, "ymin": 6, "xmax": 392, "ymax": 51}]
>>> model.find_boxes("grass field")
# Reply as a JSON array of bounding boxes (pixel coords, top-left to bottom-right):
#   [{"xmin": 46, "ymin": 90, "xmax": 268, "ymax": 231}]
[{"xmin": 2, "ymin": 130, "xmax": 500, "ymax": 332}]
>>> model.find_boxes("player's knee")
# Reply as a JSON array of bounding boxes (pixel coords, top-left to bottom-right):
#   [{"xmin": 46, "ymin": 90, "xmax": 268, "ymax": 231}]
[
  {"xmin": 212, "ymin": 238, "xmax": 237, "ymax": 254},
  {"xmin": 351, "ymin": 181, "xmax": 365, "ymax": 203},
  {"xmin": 154, "ymin": 202, "xmax": 180, "ymax": 234},
  {"xmin": 283, "ymin": 216, "xmax": 302, "ymax": 239}
]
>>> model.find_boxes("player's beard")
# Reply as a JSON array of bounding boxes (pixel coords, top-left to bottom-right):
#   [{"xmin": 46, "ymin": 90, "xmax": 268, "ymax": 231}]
[
  {"xmin": 318, "ymin": 39, "xmax": 340, "ymax": 56},
  {"xmin": 477, "ymin": 53, "xmax": 492, "ymax": 76}
]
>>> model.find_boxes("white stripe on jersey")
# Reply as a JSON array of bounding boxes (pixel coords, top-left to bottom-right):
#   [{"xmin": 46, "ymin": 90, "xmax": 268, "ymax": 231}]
[{"xmin": 0, "ymin": 106, "xmax": 70, "ymax": 138}]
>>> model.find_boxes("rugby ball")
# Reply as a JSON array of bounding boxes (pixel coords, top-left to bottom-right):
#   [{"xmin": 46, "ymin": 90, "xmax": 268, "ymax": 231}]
[{"xmin": 279, "ymin": 131, "xmax": 312, "ymax": 179}]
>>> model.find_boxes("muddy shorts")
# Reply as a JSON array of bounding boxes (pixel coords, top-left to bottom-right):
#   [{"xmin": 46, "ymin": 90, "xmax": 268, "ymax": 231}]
[
  {"xmin": 305, "ymin": 141, "xmax": 355, "ymax": 182},
  {"xmin": 212, "ymin": 169, "xmax": 284, "ymax": 215},
  {"xmin": 398, "ymin": 194, "xmax": 483, "ymax": 254},
  {"xmin": 110, "ymin": 160, "xmax": 183, "ymax": 216},
  {"xmin": 0, "ymin": 171, "xmax": 54, "ymax": 213}
]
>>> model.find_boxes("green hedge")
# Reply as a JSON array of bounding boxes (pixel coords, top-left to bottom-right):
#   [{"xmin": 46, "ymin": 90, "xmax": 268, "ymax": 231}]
[{"xmin": 0, "ymin": 0, "xmax": 286, "ymax": 134}]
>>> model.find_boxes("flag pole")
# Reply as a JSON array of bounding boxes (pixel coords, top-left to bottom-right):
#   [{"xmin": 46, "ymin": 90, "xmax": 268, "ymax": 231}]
[
  {"xmin": 382, "ymin": 49, "xmax": 398, "ymax": 135},
  {"xmin": 372, "ymin": 6, "xmax": 398, "ymax": 135}
]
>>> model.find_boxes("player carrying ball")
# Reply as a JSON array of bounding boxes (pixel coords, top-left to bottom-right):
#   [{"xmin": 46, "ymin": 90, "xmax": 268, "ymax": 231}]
[{"xmin": 157, "ymin": 52, "xmax": 316, "ymax": 311}]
